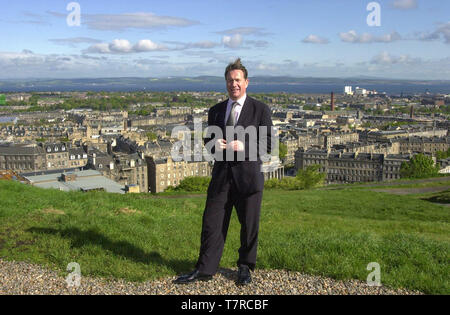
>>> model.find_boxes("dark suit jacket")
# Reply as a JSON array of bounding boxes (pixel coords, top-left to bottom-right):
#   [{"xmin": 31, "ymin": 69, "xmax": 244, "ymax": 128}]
[{"xmin": 205, "ymin": 96, "xmax": 273, "ymax": 197}]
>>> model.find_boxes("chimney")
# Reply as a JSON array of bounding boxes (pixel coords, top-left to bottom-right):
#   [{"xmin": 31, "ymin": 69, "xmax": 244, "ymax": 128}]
[
  {"xmin": 331, "ymin": 92, "xmax": 335, "ymax": 111},
  {"xmin": 62, "ymin": 173, "xmax": 77, "ymax": 182}
]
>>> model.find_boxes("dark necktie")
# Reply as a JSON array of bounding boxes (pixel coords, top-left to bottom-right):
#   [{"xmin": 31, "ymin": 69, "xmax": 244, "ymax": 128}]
[{"xmin": 226, "ymin": 102, "xmax": 239, "ymax": 126}]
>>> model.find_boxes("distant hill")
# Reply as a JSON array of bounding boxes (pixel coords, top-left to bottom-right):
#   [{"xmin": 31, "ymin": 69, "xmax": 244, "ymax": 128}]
[{"xmin": 0, "ymin": 76, "xmax": 449, "ymax": 94}]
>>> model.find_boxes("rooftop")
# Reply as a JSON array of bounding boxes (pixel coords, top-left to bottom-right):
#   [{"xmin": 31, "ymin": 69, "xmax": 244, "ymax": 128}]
[{"xmin": 23, "ymin": 169, "xmax": 125, "ymax": 194}]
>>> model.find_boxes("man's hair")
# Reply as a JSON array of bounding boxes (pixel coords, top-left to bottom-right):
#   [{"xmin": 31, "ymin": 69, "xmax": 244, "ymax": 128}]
[{"xmin": 225, "ymin": 58, "xmax": 248, "ymax": 80}]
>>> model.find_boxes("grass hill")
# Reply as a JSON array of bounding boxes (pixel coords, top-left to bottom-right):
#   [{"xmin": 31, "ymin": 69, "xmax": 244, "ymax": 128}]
[{"xmin": 0, "ymin": 180, "xmax": 448, "ymax": 294}]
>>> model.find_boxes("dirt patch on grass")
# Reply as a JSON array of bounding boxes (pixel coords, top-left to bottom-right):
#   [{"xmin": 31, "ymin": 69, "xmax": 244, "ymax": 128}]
[
  {"xmin": 116, "ymin": 207, "xmax": 142, "ymax": 215},
  {"xmin": 42, "ymin": 208, "xmax": 65, "ymax": 215}
]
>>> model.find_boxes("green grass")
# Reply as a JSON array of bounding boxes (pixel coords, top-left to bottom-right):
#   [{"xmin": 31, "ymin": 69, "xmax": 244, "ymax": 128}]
[
  {"xmin": 0, "ymin": 180, "xmax": 449, "ymax": 294},
  {"xmin": 322, "ymin": 175, "xmax": 450, "ymax": 190},
  {"xmin": 355, "ymin": 181, "xmax": 450, "ymax": 190}
]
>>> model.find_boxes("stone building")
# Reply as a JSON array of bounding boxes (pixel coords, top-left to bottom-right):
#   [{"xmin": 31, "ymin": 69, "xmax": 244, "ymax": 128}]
[
  {"xmin": 261, "ymin": 157, "xmax": 285, "ymax": 181},
  {"xmin": 297, "ymin": 132, "xmax": 322, "ymax": 150},
  {"xmin": 128, "ymin": 115, "xmax": 188, "ymax": 128},
  {"xmin": 68, "ymin": 147, "xmax": 88, "ymax": 168},
  {"xmin": 323, "ymin": 132, "xmax": 359, "ymax": 149},
  {"xmin": 331, "ymin": 141, "xmax": 400, "ymax": 155},
  {"xmin": 382, "ymin": 155, "xmax": 410, "ymax": 181},
  {"xmin": 141, "ymin": 140, "xmax": 174, "ymax": 159},
  {"xmin": 279, "ymin": 132, "xmax": 298, "ymax": 165},
  {"xmin": 295, "ymin": 148, "xmax": 411, "ymax": 184},
  {"xmin": 366, "ymin": 127, "xmax": 448, "ymax": 143},
  {"xmin": 154, "ymin": 107, "xmax": 192, "ymax": 116},
  {"xmin": 41, "ymin": 143, "xmax": 69, "ymax": 170},
  {"xmin": 88, "ymin": 149, "xmax": 148, "ymax": 193},
  {"xmin": 0, "ymin": 143, "xmax": 46, "ymax": 172},
  {"xmin": 146, "ymin": 156, "xmax": 212, "ymax": 193},
  {"xmin": 397, "ymin": 136, "xmax": 449, "ymax": 155}
]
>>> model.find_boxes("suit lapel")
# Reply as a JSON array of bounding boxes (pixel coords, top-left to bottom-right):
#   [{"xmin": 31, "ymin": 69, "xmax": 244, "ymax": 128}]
[
  {"xmin": 215, "ymin": 100, "xmax": 228, "ymax": 129},
  {"xmin": 236, "ymin": 96, "xmax": 253, "ymax": 127}
]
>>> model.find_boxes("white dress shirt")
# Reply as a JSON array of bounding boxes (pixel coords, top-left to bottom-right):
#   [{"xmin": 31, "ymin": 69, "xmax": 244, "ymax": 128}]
[{"xmin": 225, "ymin": 94, "xmax": 247, "ymax": 126}]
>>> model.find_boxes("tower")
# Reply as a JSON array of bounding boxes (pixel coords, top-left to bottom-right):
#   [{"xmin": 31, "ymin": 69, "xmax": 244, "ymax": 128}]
[{"xmin": 331, "ymin": 92, "xmax": 335, "ymax": 111}]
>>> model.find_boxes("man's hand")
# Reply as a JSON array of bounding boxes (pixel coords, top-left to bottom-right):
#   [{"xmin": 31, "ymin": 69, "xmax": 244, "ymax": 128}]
[
  {"xmin": 215, "ymin": 139, "xmax": 245, "ymax": 152},
  {"xmin": 215, "ymin": 139, "xmax": 227, "ymax": 151},
  {"xmin": 227, "ymin": 140, "xmax": 244, "ymax": 152}
]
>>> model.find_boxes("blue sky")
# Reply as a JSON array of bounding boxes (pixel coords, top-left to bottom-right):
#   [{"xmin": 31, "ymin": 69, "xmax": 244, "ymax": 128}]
[{"xmin": 0, "ymin": 0, "xmax": 449, "ymax": 79}]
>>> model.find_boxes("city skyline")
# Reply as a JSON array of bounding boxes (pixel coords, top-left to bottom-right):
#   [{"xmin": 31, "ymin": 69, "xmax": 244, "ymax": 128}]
[{"xmin": 1, "ymin": 0, "xmax": 449, "ymax": 80}]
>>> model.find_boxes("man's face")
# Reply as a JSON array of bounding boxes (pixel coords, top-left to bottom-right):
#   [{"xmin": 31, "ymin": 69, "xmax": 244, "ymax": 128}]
[{"xmin": 226, "ymin": 69, "xmax": 249, "ymax": 101}]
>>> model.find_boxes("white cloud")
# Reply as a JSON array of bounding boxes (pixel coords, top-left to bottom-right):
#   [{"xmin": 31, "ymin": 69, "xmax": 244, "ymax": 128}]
[
  {"xmin": 370, "ymin": 52, "xmax": 418, "ymax": 65},
  {"xmin": 84, "ymin": 39, "xmax": 167, "ymax": 54},
  {"xmin": 392, "ymin": 0, "xmax": 418, "ymax": 10},
  {"xmin": 49, "ymin": 37, "xmax": 102, "ymax": 47},
  {"xmin": 84, "ymin": 43, "xmax": 112, "ymax": 54},
  {"xmin": 0, "ymin": 50, "xmax": 102, "ymax": 78},
  {"xmin": 181, "ymin": 51, "xmax": 236, "ymax": 64},
  {"xmin": 416, "ymin": 22, "xmax": 450, "ymax": 44},
  {"xmin": 302, "ymin": 35, "xmax": 329, "ymax": 44},
  {"xmin": 216, "ymin": 26, "xmax": 271, "ymax": 50},
  {"xmin": 84, "ymin": 12, "xmax": 199, "ymax": 31},
  {"xmin": 340, "ymin": 30, "xmax": 402, "ymax": 43},
  {"xmin": 246, "ymin": 60, "xmax": 301, "ymax": 75},
  {"xmin": 364, "ymin": 53, "xmax": 450, "ymax": 79},
  {"xmin": 222, "ymin": 34, "xmax": 244, "ymax": 49},
  {"xmin": 164, "ymin": 40, "xmax": 221, "ymax": 50},
  {"xmin": 437, "ymin": 22, "xmax": 450, "ymax": 44},
  {"xmin": 245, "ymin": 40, "xmax": 269, "ymax": 48},
  {"xmin": 0, "ymin": 49, "xmax": 449, "ymax": 80},
  {"xmin": 217, "ymin": 27, "xmax": 269, "ymax": 37},
  {"xmin": 190, "ymin": 41, "xmax": 221, "ymax": 49},
  {"xmin": 133, "ymin": 39, "xmax": 166, "ymax": 52},
  {"xmin": 109, "ymin": 39, "xmax": 133, "ymax": 53},
  {"xmin": 221, "ymin": 35, "xmax": 270, "ymax": 49}
]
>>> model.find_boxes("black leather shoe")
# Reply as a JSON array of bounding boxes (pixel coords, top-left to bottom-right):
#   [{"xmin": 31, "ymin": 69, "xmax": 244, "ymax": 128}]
[
  {"xmin": 173, "ymin": 270, "xmax": 213, "ymax": 284},
  {"xmin": 237, "ymin": 265, "xmax": 252, "ymax": 285}
]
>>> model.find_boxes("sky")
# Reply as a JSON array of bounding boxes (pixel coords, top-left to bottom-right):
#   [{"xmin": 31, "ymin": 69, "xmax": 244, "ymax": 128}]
[{"xmin": 0, "ymin": 0, "xmax": 449, "ymax": 80}]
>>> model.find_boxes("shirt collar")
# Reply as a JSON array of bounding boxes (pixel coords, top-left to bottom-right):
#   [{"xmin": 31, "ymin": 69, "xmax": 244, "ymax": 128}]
[{"xmin": 228, "ymin": 94, "xmax": 247, "ymax": 107}]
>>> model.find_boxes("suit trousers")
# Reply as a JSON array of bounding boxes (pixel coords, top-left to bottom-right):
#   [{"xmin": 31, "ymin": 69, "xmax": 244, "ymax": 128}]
[{"xmin": 195, "ymin": 166, "xmax": 263, "ymax": 275}]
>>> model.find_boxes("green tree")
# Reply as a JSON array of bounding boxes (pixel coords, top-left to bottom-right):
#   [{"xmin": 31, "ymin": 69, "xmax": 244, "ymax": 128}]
[
  {"xmin": 436, "ymin": 148, "xmax": 450, "ymax": 160},
  {"xmin": 264, "ymin": 178, "xmax": 281, "ymax": 189},
  {"xmin": 0, "ymin": 94, "xmax": 6, "ymax": 105},
  {"xmin": 146, "ymin": 132, "xmax": 158, "ymax": 141},
  {"xmin": 165, "ymin": 176, "xmax": 211, "ymax": 192},
  {"xmin": 296, "ymin": 164, "xmax": 326, "ymax": 189},
  {"xmin": 264, "ymin": 165, "xmax": 326, "ymax": 191},
  {"xmin": 400, "ymin": 154, "xmax": 440, "ymax": 179},
  {"xmin": 279, "ymin": 142, "xmax": 288, "ymax": 160}
]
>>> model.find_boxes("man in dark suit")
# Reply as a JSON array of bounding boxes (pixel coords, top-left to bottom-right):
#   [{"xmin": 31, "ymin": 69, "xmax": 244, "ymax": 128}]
[{"xmin": 174, "ymin": 58, "xmax": 273, "ymax": 285}]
